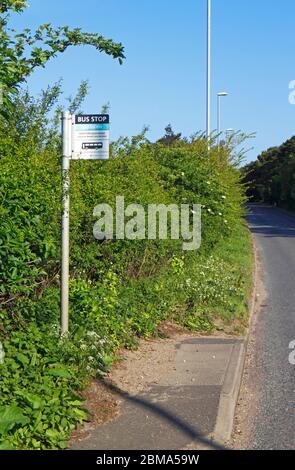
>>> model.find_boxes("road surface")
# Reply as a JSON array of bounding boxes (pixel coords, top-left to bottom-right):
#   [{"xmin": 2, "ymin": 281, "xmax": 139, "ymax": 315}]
[{"xmin": 234, "ymin": 204, "xmax": 295, "ymax": 450}]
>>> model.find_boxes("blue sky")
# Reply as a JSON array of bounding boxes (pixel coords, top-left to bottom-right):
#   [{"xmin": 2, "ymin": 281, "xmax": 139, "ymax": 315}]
[{"xmin": 11, "ymin": 0, "xmax": 295, "ymax": 162}]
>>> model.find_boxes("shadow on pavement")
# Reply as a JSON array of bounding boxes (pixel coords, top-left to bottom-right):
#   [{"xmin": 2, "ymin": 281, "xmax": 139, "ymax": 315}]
[{"xmin": 97, "ymin": 378, "xmax": 228, "ymax": 451}]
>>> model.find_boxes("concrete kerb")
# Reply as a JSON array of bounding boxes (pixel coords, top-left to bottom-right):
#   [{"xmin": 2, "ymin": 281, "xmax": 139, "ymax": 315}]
[{"xmin": 213, "ymin": 233, "xmax": 259, "ymax": 444}]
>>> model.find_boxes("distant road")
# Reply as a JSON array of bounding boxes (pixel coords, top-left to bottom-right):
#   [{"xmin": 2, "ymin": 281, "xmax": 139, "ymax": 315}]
[{"xmin": 243, "ymin": 204, "xmax": 295, "ymax": 449}]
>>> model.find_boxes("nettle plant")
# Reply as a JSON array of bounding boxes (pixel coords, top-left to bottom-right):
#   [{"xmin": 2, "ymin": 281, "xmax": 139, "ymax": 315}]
[{"xmin": 0, "ymin": 0, "xmax": 125, "ymax": 116}]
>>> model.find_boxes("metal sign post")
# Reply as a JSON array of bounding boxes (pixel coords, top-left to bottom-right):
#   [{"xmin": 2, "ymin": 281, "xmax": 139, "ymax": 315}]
[
  {"xmin": 61, "ymin": 111, "xmax": 72, "ymax": 336},
  {"xmin": 61, "ymin": 112, "xmax": 110, "ymax": 336}
]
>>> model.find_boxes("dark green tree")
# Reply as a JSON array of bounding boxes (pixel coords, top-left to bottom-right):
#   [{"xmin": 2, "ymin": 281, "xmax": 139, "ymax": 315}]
[
  {"xmin": 0, "ymin": 1, "xmax": 125, "ymax": 116},
  {"xmin": 243, "ymin": 136, "xmax": 295, "ymax": 209},
  {"xmin": 157, "ymin": 124, "xmax": 182, "ymax": 146}
]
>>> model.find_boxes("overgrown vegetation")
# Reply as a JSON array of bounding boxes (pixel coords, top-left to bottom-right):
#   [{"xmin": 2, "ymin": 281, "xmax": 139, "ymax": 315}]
[
  {"xmin": 0, "ymin": 0, "xmax": 253, "ymax": 451},
  {"xmin": 243, "ymin": 136, "xmax": 295, "ymax": 210},
  {"xmin": 0, "ymin": 84, "xmax": 252, "ymax": 449},
  {"xmin": 0, "ymin": 0, "xmax": 124, "ymax": 116}
]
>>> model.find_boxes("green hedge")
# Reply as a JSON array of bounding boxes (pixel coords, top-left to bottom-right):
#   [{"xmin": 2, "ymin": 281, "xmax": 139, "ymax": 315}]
[{"xmin": 0, "ymin": 108, "xmax": 251, "ymax": 449}]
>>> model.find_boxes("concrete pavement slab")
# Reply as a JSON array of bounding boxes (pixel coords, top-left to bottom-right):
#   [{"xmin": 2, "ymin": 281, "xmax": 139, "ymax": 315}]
[{"xmin": 71, "ymin": 337, "xmax": 245, "ymax": 450}]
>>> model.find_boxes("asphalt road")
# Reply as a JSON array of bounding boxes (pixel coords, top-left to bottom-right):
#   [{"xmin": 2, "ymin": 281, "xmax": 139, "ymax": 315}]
[{"xmin": 245, "ymin": 204, "xmax": 295, "ymax": 449}]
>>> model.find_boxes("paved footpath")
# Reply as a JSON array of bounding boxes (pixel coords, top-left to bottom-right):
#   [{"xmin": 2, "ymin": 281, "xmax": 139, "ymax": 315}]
[{"xmin": 72, "ymin": 337, "xmax": 245, "ymax": 450}]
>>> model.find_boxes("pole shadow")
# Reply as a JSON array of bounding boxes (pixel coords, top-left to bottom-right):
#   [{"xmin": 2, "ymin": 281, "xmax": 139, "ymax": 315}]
[{"xmin": 96, "ymin": 377, "xmax": 228, "ymax": 451}]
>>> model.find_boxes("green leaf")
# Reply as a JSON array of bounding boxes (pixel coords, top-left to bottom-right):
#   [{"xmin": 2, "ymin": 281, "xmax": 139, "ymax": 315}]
[
  {"xmin": 0, "ymin": 405, "xmax": 29, "ymax": 436},
  {"xmin": 46, "ymin": 368, "xmax": 72, "ymax": 379},
  {"xmin": 67, "ymin": 400, "xmax": 83, "ymax": 407},
  {"xmin": 15, "ymin": 391, "xmax": 44, "ymax": 410},
  {"xmin": 0, "ymin": 440, "xmax": 15, "ymax": 450},
  {"xmin": 16, "ymin": 353, "xmax": 30, "ymax": 367},
  {"xmin": 71, "ymin": 408, "xmax": 87, "ymax": 422},
  {"xmin": 45, "ymin": 428, "xmax": 61, "ymax": 441}
]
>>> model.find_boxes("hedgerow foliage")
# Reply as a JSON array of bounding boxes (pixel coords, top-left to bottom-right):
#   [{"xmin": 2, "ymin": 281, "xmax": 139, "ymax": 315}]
[
  {"xmin": 0, "ymin": 85, "xmax": 250, "ymax": 449},
  {"xmin": 0, "ymin": 1, "xmax": 124, "ymax": 116},
  {"xmin": 243, "ymin": 136, "xmax": 295, "ymax": 209}
]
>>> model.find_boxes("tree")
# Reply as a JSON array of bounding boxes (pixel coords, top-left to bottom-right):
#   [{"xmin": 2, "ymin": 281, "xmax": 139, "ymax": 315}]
[
  {"xmin": 242, "ymin": 136, "xmax": 295, "ymax": 208},
  {"xmin": 157, "ymin": 124, "xmax": 182, "ymax": 146},
  {"xmin": 0, "ymin": 1, "xmax": 125, "ymax": 116},
  {"xmin": 101, "ymin": 102, "xmax": 111, "ymax": 114},
  {"xmin": 0, "ymin": 1, "xmax": 27, "ymax": 13}
]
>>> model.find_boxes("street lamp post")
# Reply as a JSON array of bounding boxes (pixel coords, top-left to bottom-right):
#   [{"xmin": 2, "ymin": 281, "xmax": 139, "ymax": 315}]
[
  {"xmin": 217, "ymin": 92, "xmax": 228, "ymax": 146},
  {"xmin": 206, "ymin": 0, "xmax": 211, "ymax": 149}
]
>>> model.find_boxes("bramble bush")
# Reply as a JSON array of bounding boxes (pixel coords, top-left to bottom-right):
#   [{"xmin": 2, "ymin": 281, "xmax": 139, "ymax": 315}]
[{"xmin": 0, "ymin": 86, "xmax": 252, "ymax": 449}]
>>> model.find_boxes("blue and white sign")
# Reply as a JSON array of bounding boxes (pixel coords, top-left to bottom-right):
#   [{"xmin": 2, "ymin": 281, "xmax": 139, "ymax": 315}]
[{"xmin": 72, "ymin": 114, "xmax": 110, "ymax": 160}]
